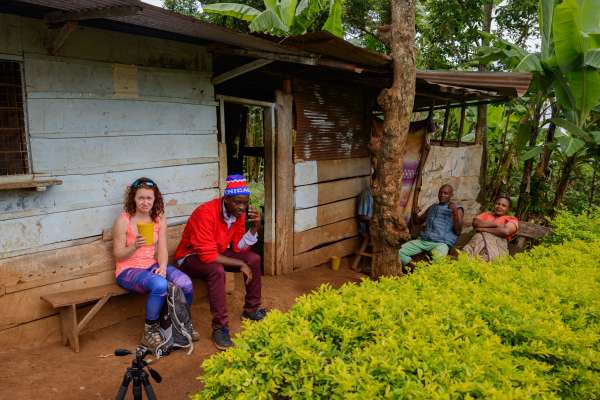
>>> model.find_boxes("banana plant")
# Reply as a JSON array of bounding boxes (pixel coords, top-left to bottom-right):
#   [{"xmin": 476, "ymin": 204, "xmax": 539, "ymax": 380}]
[{"xmin": 202, "ymin": 0, "xmax": 344, "ymax": 37}]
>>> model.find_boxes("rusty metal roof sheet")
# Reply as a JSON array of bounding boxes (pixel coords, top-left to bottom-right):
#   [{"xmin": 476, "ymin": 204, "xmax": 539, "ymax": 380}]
[
  {"xmin": 9, "ymin": 0, "xmax": 309, "ymax": 56},
  {"xmin": 416, "ymin": 70, "xmax": 532, "ymax": 97},
  {"xmin": 280, "ymin": 32, "xmax": 391, "ymax": 68}
]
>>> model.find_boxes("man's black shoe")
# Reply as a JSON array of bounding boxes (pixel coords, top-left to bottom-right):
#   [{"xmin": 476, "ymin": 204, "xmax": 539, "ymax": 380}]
[
  {"xmin": 241, "ymin": 308, "xmax": 268, "ymax": 321},
  {"xmin": 212, "ymin": 326, "xmax": 233, "ymax": 351}
]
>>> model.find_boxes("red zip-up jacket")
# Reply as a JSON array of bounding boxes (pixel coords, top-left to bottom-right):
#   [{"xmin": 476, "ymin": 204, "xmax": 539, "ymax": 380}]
[{"xmin": 175, "ymin": 197, "xmax": 246, "ymax": 263}]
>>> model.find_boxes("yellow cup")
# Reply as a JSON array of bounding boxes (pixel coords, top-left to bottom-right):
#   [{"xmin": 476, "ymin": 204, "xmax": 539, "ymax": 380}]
[
  {"xmin": 330, "ymin": 256, "xmax": 341, "ymax": 271},
  {"xmin": 137, "ymin": 222, "xmax": 154, "ymax": 245}
]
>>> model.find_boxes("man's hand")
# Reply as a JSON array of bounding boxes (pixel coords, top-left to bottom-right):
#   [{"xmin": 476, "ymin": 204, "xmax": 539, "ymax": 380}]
[
  {"xmin": 448, "ymin": 202, "xmax": 459, "ymax": 212},
  {"xmin": 240, "ymin": 263, "xmax": 253, "ymax": 284},
  {"xmin": 248, "ymin": 206, "xmax": 261, "ymax": 232}
]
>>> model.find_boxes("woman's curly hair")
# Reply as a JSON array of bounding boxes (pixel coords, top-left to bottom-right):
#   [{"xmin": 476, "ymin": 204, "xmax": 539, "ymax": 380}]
[{"xmin": 124, "ymin": 177, "xmax": 164, "ymax": 222}]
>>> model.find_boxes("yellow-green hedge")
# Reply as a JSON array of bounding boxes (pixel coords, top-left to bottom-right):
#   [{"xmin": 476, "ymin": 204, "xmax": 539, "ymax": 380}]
[{"xmin": 195, "ymin": 238, "xmax": 600, "ymax": 399}]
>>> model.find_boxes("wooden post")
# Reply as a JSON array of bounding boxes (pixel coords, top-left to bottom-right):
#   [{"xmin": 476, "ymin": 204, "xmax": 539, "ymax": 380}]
[
  {"xmin": 441, "ymin": 105, "xmax": 450, "ymax": 145},
  {"xmin": 263, "ymin": 105, "xmax": 277, "ymax": 276},
  {"xmin": 275, "ymin": 82, "xmax": 294, "ymax": 275},
  {"xmin": 458, "ymin": 104, "xmax": 466, "ymax": 146},
  {"xmin": 218, "ymin": 98, "xmax": 227, "ymax": 195}
]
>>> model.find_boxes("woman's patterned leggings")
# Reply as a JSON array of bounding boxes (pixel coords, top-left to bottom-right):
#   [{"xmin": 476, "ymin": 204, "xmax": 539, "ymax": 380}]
[{"xmin": 116, "ymin": 264, "xmax": 193, "ymax": 321}]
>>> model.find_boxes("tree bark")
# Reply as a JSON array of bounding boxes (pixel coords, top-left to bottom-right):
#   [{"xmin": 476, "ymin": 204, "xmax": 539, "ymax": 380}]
[
  {"xmin": 476, "ymin": 1, "xmax": 493, "ymax": 203},
  {"xmin": 370, "ymin": 0, "xmax": 416, "ymax": 278},
  {"xmin": 516, "ymin": 101, "xmax": 542, "ymax": 219},
  {"xmin": 553, "ymin": 155, "xmax": 576, "ymax": 209}
]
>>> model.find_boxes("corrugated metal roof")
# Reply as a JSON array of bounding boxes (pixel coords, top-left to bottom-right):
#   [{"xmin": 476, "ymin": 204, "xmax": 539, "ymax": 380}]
[
  {"xmin": 11, "ymin": 0, "xmax": 309, "ymax": 56},
  {"xmin": 7, "ymin": 1, "xmax": 531, "ymax": 102},
  {"xmin": 416, "ymin": 70, "xmax": 532, "ymax": 97},
  {"xmin": 280, "ymin": 32, "xmax": 391, "ymax": 68},
  {"xmin": 16, "ymin": 0, "xmax": 140, "ymax": 10}
]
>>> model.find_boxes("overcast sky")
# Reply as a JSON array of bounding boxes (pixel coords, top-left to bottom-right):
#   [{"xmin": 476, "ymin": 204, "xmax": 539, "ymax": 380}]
[{"xmin": 142, "ymin": 0, "xmax": 163, "ymax": 6}]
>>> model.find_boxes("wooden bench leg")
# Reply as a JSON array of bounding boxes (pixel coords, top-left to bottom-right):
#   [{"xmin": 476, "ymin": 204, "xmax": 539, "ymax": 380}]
[
  {"xmin": 59, "ymin": 304, "xmax": 79, "ymax": 352},
  {"xmin": 351, "ymin": 235, "xmax": 370, "ymax": 271},
  {"xmin": 58, "ymin": 294, "xmax": 112, "ymax": 353}
]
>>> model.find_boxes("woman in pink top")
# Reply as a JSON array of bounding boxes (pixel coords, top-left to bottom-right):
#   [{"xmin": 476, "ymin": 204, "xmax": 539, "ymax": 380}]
[{"xmin": 113, "ymin": 177, "xmax": 195, "ymax": 353}]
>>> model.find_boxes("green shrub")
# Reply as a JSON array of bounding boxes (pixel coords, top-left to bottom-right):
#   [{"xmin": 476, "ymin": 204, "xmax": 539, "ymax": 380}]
[
  {"xmin": 544, "ymin": 208, "xmax": 600, "ymax": 245},
  {"xmin": 194, "ymin": 239, "xmax": 600, "ymax": 400}
]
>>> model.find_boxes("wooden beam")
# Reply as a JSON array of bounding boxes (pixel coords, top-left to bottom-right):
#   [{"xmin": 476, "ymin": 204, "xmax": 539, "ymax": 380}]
[
  {"xmin": 45, "ymin": 5, "xmax": 143, "ymax": 24},
  {"xmin": 294, "ymin": 218, "xmax": 358, "ymax": 255},
  {"xmin": 440, "ymin": 105, "xmax": 450, "ymax": 145},
  {"xmin": 210, "ymin": 47, "xmax": 368, "ymax": 74},
  {"xmin": 293, "ymin": 236, "xmax": 361, "ymax": 271},
  {"xmin": 45, "ymin": 21, "xmax": 78, "ymax": 56},
  {"xmin": 275, "ymin": 86, "xmax": 294, "ymax": 275},
  {"xmin": 218, "ymin": 98, "xmax": 227, "ymax": 195},
  {"xmin": 458, "ymin": 104, "xmax": 466, "ymax": 146},
  {"xmin": 263, "ymin": 105, "xmax": 277, "ymax": 276},
  {"xmin": 216, "ymin": 94, "xmax": 275, "ymax": 108},
  {"xmin": 212, "ymin": 59, "xmax": 273, "ymax": 85}
]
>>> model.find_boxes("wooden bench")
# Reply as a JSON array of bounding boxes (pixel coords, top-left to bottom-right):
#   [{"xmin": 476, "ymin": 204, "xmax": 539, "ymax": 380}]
[
  {"xmin": 41, "ymin": 283, "xmax": 128, "ymax": 353},
  {"xmin": 351, "ymin": 221, "xmax": 551, "ymax": 272}
]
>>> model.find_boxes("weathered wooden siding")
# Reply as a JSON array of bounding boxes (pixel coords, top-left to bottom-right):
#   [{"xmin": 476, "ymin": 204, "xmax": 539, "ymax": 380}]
[
  {"xmin": 0, "ymin": 14, "xmax": 220, "ymax": 348},
  {"xmin": 292, "ymin": 157, "xmax": 370, "ymax": 270},
  {"xmin": 0, "ymin": 14, "xmax": 217, "ymax": 257}
]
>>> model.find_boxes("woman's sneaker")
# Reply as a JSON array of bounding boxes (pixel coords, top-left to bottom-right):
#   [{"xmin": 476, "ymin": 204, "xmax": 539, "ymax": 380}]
[
  {"xmin": 241, "ymin": 308, "xmax": 267, "ymax": 321},
  {"xmin": 212, "ymin": 326, "xmax": 233, "ymax": 351},
  {"xmin": 142, "ymin": 322, "xmax": 169, "ymax": 357}
]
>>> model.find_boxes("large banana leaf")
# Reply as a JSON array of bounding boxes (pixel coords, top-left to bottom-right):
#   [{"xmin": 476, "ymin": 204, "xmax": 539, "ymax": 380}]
[
  {"xmin": 516, "ymin": 53, "xmax": 544, "ymax": 72},
  {"xmin": 557, "ymin": 135, "xmax": 586, "ymax": 156},
  {"xmin": 565, "ymin": 69, "xmax": 600, "ymax": 122},
  {"xmin": 202, "ymin": 3, "xmax": 261, "ymax": 21},
  {"xmin": 552, "ymin": 0, "xmax": 583, "ymax": 72},
  {"xmin": 584, "ymin": 49, "xmax": 600, "ymax": 68},
  {"xmin": 279, "ymin": 0, "xmax": 298, "ymax": 28},
  {"xmin": 322, "ymin": 0, "xmax": 343, "ymax": 37},
  {"xmin": 580, "ymin": 0, "xmax": 600, "ymax": 35},
  {"xmin": 521, "ymin": 145, "xmax": 544, "ymax": 160},
  {"xmin": 552, "ymin": 117, "xmax": 597, "ymax": 143},
  {"xmin": 540, "ymin": 0, "xmax": 559, "ymax": 61},
  {"xmin": 249, "ymin": 9, "xmax": 289, "ymax": 32}
]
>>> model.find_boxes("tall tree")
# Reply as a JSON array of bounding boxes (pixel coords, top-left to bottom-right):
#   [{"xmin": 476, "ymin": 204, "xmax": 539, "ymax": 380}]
[{"xmin": 370, "ymin": 0, "xmax": 416, "ymax": 278}]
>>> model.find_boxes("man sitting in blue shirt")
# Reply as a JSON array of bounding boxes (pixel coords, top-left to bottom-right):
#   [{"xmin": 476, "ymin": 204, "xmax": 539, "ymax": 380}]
[{"xmin": 399, "ymin": 184, "xmax": 464, "ymax": 268}]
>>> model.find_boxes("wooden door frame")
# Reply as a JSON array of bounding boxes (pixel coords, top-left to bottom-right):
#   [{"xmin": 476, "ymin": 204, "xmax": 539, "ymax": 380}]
[{"xmin": 216, "ymin": 94, "xmax": 278, "ymax": 275}]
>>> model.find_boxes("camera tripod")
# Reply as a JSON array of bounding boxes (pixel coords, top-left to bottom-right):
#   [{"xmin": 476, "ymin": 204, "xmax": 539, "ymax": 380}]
[{"xmin": 115, "ymin": 346, "xmax": 162, "ymax": 400}]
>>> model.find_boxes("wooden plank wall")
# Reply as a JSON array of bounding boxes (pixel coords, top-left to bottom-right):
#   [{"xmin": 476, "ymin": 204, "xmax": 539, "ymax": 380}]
[
  {"xmin": 292, "ymin": 157, "xmax": 370, "ymax": 270},
  {"xmin": 0, "ymin": 15, "xmax": 221, "ymax": 348}
]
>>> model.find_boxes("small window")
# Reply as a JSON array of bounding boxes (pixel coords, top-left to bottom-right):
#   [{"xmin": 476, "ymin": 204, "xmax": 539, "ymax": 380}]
[{"xmin": 0, "ymin": 60, "xmax": 29, "ymax": 176}]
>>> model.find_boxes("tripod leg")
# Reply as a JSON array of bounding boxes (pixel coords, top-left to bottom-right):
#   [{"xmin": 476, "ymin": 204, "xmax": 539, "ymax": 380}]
[
  {"xmin": 141, "ymin": 373, "xmax": 158, "ymax": 400},
  {"xmin": 132, "ymin": 376, "xmax": 143, "ymax": 400},
  {"xmin": 115, "ymin": 372, "xmax": 132, "ymax": 400}
]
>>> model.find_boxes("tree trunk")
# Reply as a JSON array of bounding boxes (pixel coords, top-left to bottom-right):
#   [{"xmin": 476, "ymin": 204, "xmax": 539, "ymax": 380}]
[
  {"xmin": 589, "ymin": 162, "xmax": 597, "ymax": 209},
  {"xmin": 516, "ymin": 102, "xmax": 542, "ymax": 219},
  {"xmin": 553, "ymin": 155, "xmax": 576, "ymax": 210},
  {"xmin": 534, "ymin": 104, "xmax": 557, "ymax": 178},
  {"xmin": 370, "ymin": 0, "xmax": 416, "ymax": 278},
  {"xmin": 475, "ymin": 1, "xmax": 494, "ymax": 203}
]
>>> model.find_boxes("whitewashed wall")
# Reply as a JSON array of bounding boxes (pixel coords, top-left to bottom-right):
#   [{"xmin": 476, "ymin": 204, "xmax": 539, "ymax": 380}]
[{"xmin": 0, "ymin": 14, "xmax": 219, "ymax": 257}]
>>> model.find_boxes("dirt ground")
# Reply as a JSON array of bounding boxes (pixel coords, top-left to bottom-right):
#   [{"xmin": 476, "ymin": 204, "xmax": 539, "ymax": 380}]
[{"xmin": 0, "ymin": 264, "xmax": 363, "ymax": 400}]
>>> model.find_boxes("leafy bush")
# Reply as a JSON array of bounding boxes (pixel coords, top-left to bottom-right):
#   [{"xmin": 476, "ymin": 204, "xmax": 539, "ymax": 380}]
[
  {"xmin": 544, "ymin": 208, "xmax": 600, "ymax": 245},
  {"xmin": 194, "ymin": 237, "xmax": 600, "ymax": 399}
]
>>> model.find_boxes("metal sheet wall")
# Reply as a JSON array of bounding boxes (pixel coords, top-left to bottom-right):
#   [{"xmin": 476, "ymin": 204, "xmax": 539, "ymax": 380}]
[{"xmin": 293, "ymin": 79, "xmax": 370, "ymax": 161}]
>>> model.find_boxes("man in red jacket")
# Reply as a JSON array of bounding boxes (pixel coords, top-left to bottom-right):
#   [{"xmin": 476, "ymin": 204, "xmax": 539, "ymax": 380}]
[{"xmin": 175, "ymin": 175, "xmax": 265, "ymax": 350}]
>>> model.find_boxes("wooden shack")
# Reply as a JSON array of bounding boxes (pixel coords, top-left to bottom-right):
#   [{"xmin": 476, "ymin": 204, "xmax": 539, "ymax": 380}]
[{"xmin": 0, "ymin": 0, "xmax": 530, "ymax": 350}]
